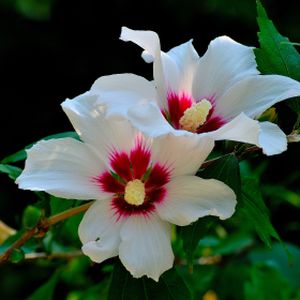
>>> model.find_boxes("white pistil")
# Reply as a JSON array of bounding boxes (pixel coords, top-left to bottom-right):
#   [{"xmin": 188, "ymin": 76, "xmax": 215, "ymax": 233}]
[
  {"xmin": 124, "ymin": 179, "xmax": 146, "ymax": 206},
  {"xmin": 179, "ymin": 99, "xmax": 212, "ymax": 132}
]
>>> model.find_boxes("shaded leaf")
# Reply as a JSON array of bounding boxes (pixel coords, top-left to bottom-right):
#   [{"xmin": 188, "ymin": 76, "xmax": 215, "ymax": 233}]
[
  {"xmin": 199, "ymin": 154, "xmax": 241, "ymax": 198},
  {"xmin": 108, "ymin": 259, "xmax": 191, "ymax": 300},
  {"xmin": 180, "ymin": 217, "xmax": 215, "ymax": 264},
  {"xmin": 26, "ymin": 270, "xmax": 60, "ymax": 300},
  {"xmin": 181, "ymin": 154, "xmax": 241, "ymax": 262},
  {"xmin": 244, "ymin": 266, "xmax": 292, "ymax": 300},
  {"xmin": 248, "ymin": 242, "xmax": 300, "ymax": 289},
  {"xmin": 22, "ymin": 206, "xmax": 43, "ymax": 229},
  {"xmin": 239, "ymin": 177, "xmax": 280, "ymax": 247},
  {"xmin": 0, "ymin": 164, "xmax": 22, "ymax": 180}
]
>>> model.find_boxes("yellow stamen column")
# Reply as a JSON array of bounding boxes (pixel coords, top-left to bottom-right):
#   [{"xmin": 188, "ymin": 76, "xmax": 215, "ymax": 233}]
[
  {"xmin": 179, "ymin": 99, "xmax": 212, "ymax": 132},
  {"xmin": 124, "ymin": 179, "xmax": 146, "ymax": 206}
]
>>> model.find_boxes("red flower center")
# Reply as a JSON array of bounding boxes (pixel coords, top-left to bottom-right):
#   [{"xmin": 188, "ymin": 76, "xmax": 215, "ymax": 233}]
[
  {"xmin": 162, "ymin": 91, "xmax": 225, "ymax": 133},
  {"xmin": 94, "ymin": 139, "xmax": 170, "ymax": 218}
]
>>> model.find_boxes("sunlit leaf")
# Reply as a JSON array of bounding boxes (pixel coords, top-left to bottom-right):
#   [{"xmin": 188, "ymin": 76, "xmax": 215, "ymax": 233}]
[
  {"xmin": 108, "ymin": 259, "xmax": 192, "ymax": 300},
  {"xmin": 255, "ymin": 1, "xmax": 300, "ymax": 114}
]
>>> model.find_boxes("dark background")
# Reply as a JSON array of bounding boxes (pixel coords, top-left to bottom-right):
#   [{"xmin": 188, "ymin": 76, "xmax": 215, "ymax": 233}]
[
  {"xmin": 0, "ymin": 0, "xmax": 299, "ymax": 228},
  {"xmin": 1, "ymin": 0, "xmax": 300, "ymax": 158},
  {"xmin": 0, "ymin": 1, "xmax": 300, "ymax": 299}
]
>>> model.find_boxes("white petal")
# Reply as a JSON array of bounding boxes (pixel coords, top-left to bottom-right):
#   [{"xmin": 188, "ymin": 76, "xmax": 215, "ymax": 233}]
[
  {"xmin": 16, "ymin": 138, "xmax": 106, "ymax": 200},
  {"xmin": 216, "ymin": 75, "xmax": 300, "ymax": 119},
  {"xmin": 120, "ymin": 27, "xmax": 167, "ymax": 108},
  {"xmin": 79, "ymin": 200, "xmax": 124, "ymax": 263},
  {"xmin": 166, "ymin": 40, "xmax": 199, "ymax": 93},
  {"xmin": 151, "ymin": 133, "xmax": 214, "ymax": 177},
  {"xmin": 193, "ymin": 36, "xmax": 259, "ymax": 100},
  {"xmin": 157, "ymin": 176, "xmax": 237, "ymax": 226},
  {"xmin": 210, "ymin": 113, "xmax": 287, "ymax": 155},
  {"xmin": 62, "ymin": 93, "xmax": 137, "ymax": 156},
  {"xmin": 211, "ymin": 113, "xmax": 261, "ymax": 145},
  {"xmin": 258, "ymin": 122, "xmax": 287, "ymax": 155},
  {"xmin": 91, "ymin": 73, "xmax": 157, "ymax": 118},
  {"xmin": 121, "ymin": 26, "xmax": 160, "ymax": 61},
  {"xmin": 119, "ymin": 214, "xmax": 174, "ymax": 281},
  {"xmin": 127, "ymin": 101, "xmax": 176, "ymax": 137}
]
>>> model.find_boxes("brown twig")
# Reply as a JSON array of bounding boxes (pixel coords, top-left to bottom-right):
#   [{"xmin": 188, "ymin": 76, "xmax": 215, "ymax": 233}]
[{"xmin": 0, "ymin": 201, "xmax": 94, "ymax": 264}]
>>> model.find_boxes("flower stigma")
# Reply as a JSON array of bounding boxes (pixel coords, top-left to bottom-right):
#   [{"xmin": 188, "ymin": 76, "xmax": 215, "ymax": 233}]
[
  {"xmin": 179, "ymin": 99, "xmax": 212, "ymax": 132},
  {"xmin": 124, "ymin": 179, "xmax": 146, "ymax": 206}
]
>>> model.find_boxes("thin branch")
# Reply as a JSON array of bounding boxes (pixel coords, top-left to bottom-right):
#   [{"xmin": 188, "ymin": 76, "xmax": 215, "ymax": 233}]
[
  {"xmin": 25, "ymin": 250, "xmax": 83, "ymax": 260},
  {"xmin": 0, "ymin": 201, "xmax": 94, "ymax": 264}
]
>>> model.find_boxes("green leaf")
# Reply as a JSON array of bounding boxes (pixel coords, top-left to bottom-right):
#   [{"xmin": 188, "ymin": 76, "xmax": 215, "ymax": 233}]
[
  {"xmin": 1, "ymin": 131, "xmax": 79, "ymax": 164},
  {"xmin": 176, "ymin": 265, "xmax": 216, "ymax": 299},
  {"xmin": 180, "ymin": 154, "xmax": 241, "ymax": 262},
  {"xmin": 9, "ymin": 248, "xmax": 25, "ymax": 263},
  {"xmin": 248, "ymin": 242, "xmax": 300, "ymax": 289},
  {"xmin": 22, "ymin": 206, "xmax": 43, "ymax": 229},
  {"xmin": 244, "ymin": 266, "xmax": 292, "ymax": 300},
  {"xmin": 239, "ymin": 177, "xmax": 280, "ymax": 247},
  {"xmin": 108, "ymin": 260, "xmax": 192, "ymax": 300},
  {"xmin": 199, "ymin": 154, "xmax": 241, "ymax": 198},
  {"xmin": 180, "ymin": 217, "xmax": 215, "ymax": 264},
  {"xmin": 255, "ymin": 1, "xmax": 300, "ymax": 79},
  {"xmin": 26, "ymin": 270, "xmax": 60, "ymax": 300},
  {"xmin": 0, "ymin": 164, "xmax": 22, "ymax": 180},
  {"xmin": 255, "ymin": 1, "xmax": 300, "ymax": 115}
]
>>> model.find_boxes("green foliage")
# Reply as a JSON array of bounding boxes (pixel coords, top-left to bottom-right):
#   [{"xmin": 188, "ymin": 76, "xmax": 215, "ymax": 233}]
[
  {"xmin": 22, "ymin": 205, "xmax": 43, "ymax": 229},
  {"xmin": 239, "ymin": 177, "xmax": 280, "ymax": 248},
  {"xmin": 180, "ymin": 154, "xmax": 242, "ymax": 263},
  {"xmin": 255, "ymin": 1, "xmax": 300, "ymax": 79},
  {"xmin": 255, "ymin": 0, "xmax": 300, "ymax": 115},
  {"xmin": 108, "ymin": 259, "xmax": 192, "ymax": 300},
  {"xmin": 9, "ymin": 248, "xmax": 25, "ymax": 263},
  {"xmin": 26, "ymin": 271, "xmax": 60, "ymax": 300},
  {"xmin": 0, "ymin": 163, "xmax": 22, "ymax": 180},
  {"xmin": 244, "ymin": 266, "xmax": 292, "ymax": 300},
  {"xmin": 180, "ymin": 217, "xmax": 215, "ymax": 264}
]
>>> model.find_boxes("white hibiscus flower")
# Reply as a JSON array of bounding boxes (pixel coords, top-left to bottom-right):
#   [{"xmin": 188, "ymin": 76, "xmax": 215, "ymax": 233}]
[
  {"xmin": 16, "ymin": 96, "xmax": 236, "ymax": 281},
  {"xmin": 87, "ymin": 27, "xmax": 300, "ymax": 156}
]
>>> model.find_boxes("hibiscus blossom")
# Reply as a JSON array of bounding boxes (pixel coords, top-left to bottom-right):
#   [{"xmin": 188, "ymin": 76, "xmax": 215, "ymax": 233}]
[
  {"xmin": 16, "ymin": 95, "xmax": 236, "ymax": 281},
  {"xmin": 88, "ymin": 27, "xmax": 300, "ymax": 156}
]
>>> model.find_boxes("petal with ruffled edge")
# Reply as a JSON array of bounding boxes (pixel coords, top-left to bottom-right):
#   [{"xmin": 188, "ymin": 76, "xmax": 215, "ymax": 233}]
[
  {"xmin": 79, "ymin": 200, "xmax": 124, "ymax": 263},
  {"xmin": 216, "ymin": 75, "xmax": 300, "ymax": 119},
  {"xmin": 121, "ymin": 27, "xmax": 167, "ymax": 108},
  {"xmin": 119, "ymin": 214, "xmax": 174, "ymax": 281},
  {"xmin": 151, "ymin": 132, "xmax": 214, "ymax": 177},
  {"xmin": 193, "ymin": 36, "xmax": 259, "ymax": 101},
  {"xmin": 156, "ymin": 176, "xmax": 236, "ymax": 226},
  {"xmin": 121, "ymin": 27, "xmax": 199, "ymax": 106},
  {"xmin": 91, "ymin": 73, "xmax": 157, "ymax": 118},
  {"xmin": 16, "ymin": 138, "xmax": 107, "ymax": 200},
  {"xmin": 210, "ymin": 113, "xmax": 287, "ymax": 155},
  {"xmin": 62, "ymin": 93, "xmax": 138, "ymax": 158}
]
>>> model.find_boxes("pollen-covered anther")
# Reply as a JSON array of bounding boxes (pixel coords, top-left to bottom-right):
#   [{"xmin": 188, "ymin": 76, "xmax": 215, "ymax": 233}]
[
  {"xmin": 179, "ymin": 99, "xmax": 212, "ymax": 132},
  {"xmin": 124, "ymin": 179, "xmax": 146, "ymax": 206}
]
